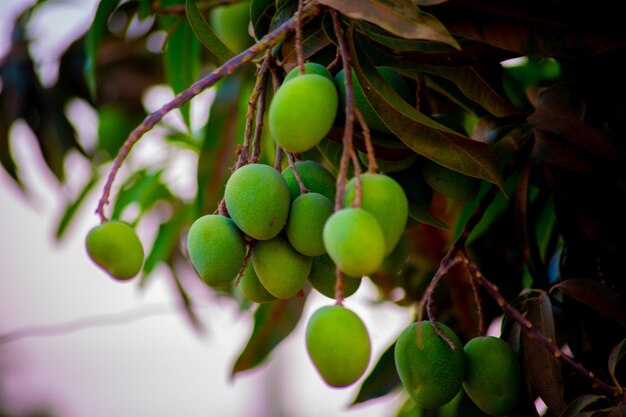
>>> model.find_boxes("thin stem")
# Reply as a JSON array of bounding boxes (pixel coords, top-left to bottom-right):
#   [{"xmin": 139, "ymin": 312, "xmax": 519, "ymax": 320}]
[
  {"xmin": 234, "ymin": 240, "xmax": 256, "ymax": 286},
  {"xmin": 334, "ymin": 267, "xmax": 345, "ymax": 306},
  {"xmin": 465, "ymin": 260, "xmax": 485, "ymax": 336},
  {"xmin": 274, "ymin": 146, "xmax": 283, "ymax": 171},
  {"xmin": 286, "ymin": 152, "xmax": 308, "ymax": 195},
  {"xmin": 349, "ymin": 149, "xmax": 362, "ymax": 208},
  {"xmin": 326, "ymin": 47, "xmax": 341, "ymax": 71},
  {"xmin": 235, "ymin": 54, "xmax": 270, "ymax": 170},
  {"xmin": 95, "ymin": 2, "xmax": 322, "ymax": 222},
  {"xmin": 354, "ymin": 108, "xmax": 378, "ymax": 173},
  {"xmin": 295, "ymin": 0, "xmax": 306, "ymax": 74},
  {"xmin": 463, "ymin": 259, "xmax": 617, "ymax": 398}
]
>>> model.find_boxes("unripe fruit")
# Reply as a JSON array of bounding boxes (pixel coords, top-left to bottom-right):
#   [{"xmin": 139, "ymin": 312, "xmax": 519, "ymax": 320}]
[
  {"xmin": 308, "ymin": 254, "xmax": 361, "ymax": 299},
  {"xmin": 209, "ymin": 1, "xmax": 253, "ymax": 54},
  {"xmin": 239, "ymin": 264, "xmax": 276, "ymax": 304},
  {"xmin": 224, "ymin": 164, "xmax": 291, "ymax": 240},
  {"xmin": 421, "ymin": 160, "xmax": 481, "ymax": 203},
  {"xmin": 284, "ymin": 62, "xmax": 333, "ymax": 84},
  {"xmin": 186, "ymin": 214, "xmax": 246, "ymax": 287},
  {"xmin": 394, "ymin": 321, "xmax": 465, "ymax": 409},
  {"xmin": 306, "ymin": 305, "xmax": 371, "ymax": 387},
  {"xmin": 86, "ymin": 220, "xmax": 144, "ymax": 280},
  {"xmin": 269, "ymin": 74, "xmax": 338, "ymax": 153},
  {"xmin": 336, "ymin": 66, "xmax": 412, "ymax": 133},
  {"xmin": 282, "ymin": 160, "xmax": 336, "ymax": 202},
  {"xmin": 463, "ymin": 336, "xmax": 521, "ymax": 416},
  {"xmin": 252, "ymin": 234, "xmax": 312, "ymax": 299},
  {"xmin": 323, "ymin": 208, "xmax": 385, "ymax": 277},
  {"xmin": 286, "ymin": 192, "xmax": 333, "ymax": 257},
  {"xmin": 344, "ymin": 173, "xmax": 408, "ymax": 255}
]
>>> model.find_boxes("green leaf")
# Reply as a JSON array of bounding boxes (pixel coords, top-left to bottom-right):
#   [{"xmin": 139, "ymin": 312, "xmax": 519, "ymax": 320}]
[
  {"xmin": 231, "ymin": 296, "xmax": 306, "ymax": 376},
  {"xmin": 352, "ymin": 37, "xmax": 506, "ymax": 192},
  {"xmin": 141, "ymin": 205, "xmax": 192, "ymax": 282},
  {"xmin": 161, "ymin": 15, "xmax": 201, "ymax": 128},
  {"xmin": 171, "ymin": 268, "xmax": 205, "ymax": 334},
  {"xmin": 608, "ymin": 338, "xmax": 626, "ymax": 389},
  {"xmin": 112, "ymin": 170, "xmax": 173, "ymax": 221},
  {"xmin": 186, "ymin": 0, "xmax": 234, "ymax": 62},
  {"xmin": 352, "ymin": 341, "xmax": 400, "ymax": 405},
  {"xmin": 137, "ymin": 0, "xmax": 153, "ymax": 20},
  {"xmin": 84, "ymin": 0, "xmax": 121, "ymax": 99},
  {"xmin": 522, "ymin": 291, "xmax": 567, "ymax": 415},
  {"xmin": 560, "ymin": 395, "xmax": 610, "ymax": 417},
  {"xmin": 250, "ymin": 0, "xmax": 275, "ymax": 39},
  {"xmin": 318, "ymin": 0, "xmax": 460, "ymax": 48},
  {"xmin": 55, "ymin": 173, "xmax": 99, "ymax": 240},
  {"xmin": 357, "ymin": 21, "xmax": 455, "ymax": 53},
  {"xmin": 551, "ymin": 279, "xmax": 626, "ymax": 327}
]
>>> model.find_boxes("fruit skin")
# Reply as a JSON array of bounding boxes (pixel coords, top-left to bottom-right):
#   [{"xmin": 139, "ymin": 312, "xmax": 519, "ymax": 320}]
[
  {"xmin": 239, "ymin": 264, "xmax": 276, "ymax": 304},
  {"xmin": 209, "ymin": 1, "xmax": 253, "ymax": 54},
  {"xmin": 306, "ymin": 305, "xmax": 371, "ymax": 387},
  {"xmin": 252, "ymin": 234, "xmax": 312, "ymax": 299},
  {"xmin": 186, "ymin": 214, "xmax": 246, "ymax": 287},
  {"xmin": 394, "ymin": 321, "xmax": 465, "ymax": 409},
  {"xmin": 323, "ymin": 208, "xmax": 385, "ymax": 276},
  {"xmin": 224, "ymin": 163, "xmax": 291, "ymax": 240},
  {"xmin": 284, "ymin": 62, "xmax": 333, "ymax": 84},
  {"xmin": 282, "ymin": 160, "xmax": 336, "ymax": 202},
  {"xmin": 420, "ymin": 160, "xmax": 481, "ymax": 203},
  {"xmin": 344, "ymin": 173, "xmax": 408, "ymax": 255},
  {"xmin": 308, "ymin": 254, "xmax": 361, "ymax": 299},
  {"xmin": 336, "ymin": 66, "xmax": 412, "ymax": 133},
  {"xmin": 269, "ymin": 74, "xmax": 338, "ymax": 153},
  {"xmin": 286, "ymin": 192, "xmax": 334, "ymax": 257},
  {"xmin": 86, "ymin": 220, "xmax": 144, "ymax": 280},
  {"xmin": 463, "ymin": 336, "xmax": 521, "ymax": 416}
]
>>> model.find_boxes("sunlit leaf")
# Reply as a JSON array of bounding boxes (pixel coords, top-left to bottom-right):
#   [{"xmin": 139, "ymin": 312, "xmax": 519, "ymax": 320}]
[
  {"xmin": 353, "ymin": 341, "xmax": 400, "ymax": 405},
  {"xmin": 186, "ymin": 0, "xmax": 234, "ymax": 61},
  {"xmin": 352, "ymin": 38, "xmax": 506, "ymax": 192},
  {"xmin": 522, "ymin": 291, "xmax": 566, "ymax": 415},
  {"xmin": 112, "ymin": 170, "xmax": 173, "ymax": 221},
  {"xmin": 84, "ymin": 0, "xmax": 121, "ymax": 99},
  {"xmin": 231, "ymin": 296, "xmax": 306, "ymax": 376},
  {"xmin": 318, "ymin": 0, "xmax": 459, "ymax": 48}
]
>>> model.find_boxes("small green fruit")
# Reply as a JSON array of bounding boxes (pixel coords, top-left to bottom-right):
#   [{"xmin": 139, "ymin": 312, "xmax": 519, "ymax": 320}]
[
  {"xmin": 86, "ymin": 220, "xmax": 144, "ymax": 280},
  {"xmin": 420, "ymin": 160, "xmax": 481, "ymax": 203},
  {"xmin": 394, "ymin": 321, "xmax": 465, "ymax": 409},
  {"xmin": 186, "ymin": 215, "xmax": 246, "ymax": 287},
  {"xmin": 308, "ymin": 254, "xmax": 361, "ymax": 299},
  {"xmin": 463, "ymin": 336, "xmax": 520, "ymax": 416},
  {"xmin": 252, "ymin": 234, "xmax": 312, "ymax": 299},
  {"xmin": 224, "ymin": 163, "xmax": 291, "ymax": 240},
  {"xmin": 209, "ymin": 1, "xmax": 253, "ymax": 54},
  {"xmin": 284, "ymin": 62, "xmax": 333, "ymax": 84},
  {"xmin": 306, "ymin": 305, "xmax": 371, "ymax": 387},
  {"xmin": 269, "ymin": 74, "xmax": 338, "ymax": 153},
  {"xmin": 239, "ymin": 264, "xmax": 276, "ymax": 304},
  {"xmin": 286, "ymin": 192, "xmax": 334, "ymax": 257},
  {"xmin": 336, "ymin": 66, "xmax": 412, "ymax": 133},
  {"xmin": 323, "ymin": 208, "xmax": 385, "ymax": 276},
  {"xmin": 282, "ymin": 160, "xmax": 336, "ymax": 202},
  {"xmin": 344, "ymin": 173, "xmax": 408, "ymax": 255}
]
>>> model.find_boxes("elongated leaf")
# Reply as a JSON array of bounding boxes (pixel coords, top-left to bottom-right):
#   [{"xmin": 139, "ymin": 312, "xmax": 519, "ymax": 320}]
[
  {"xmin": 353, "ymin": 341, "xmax": 400, "ymax": 405},
  {"xmin": 523, "ymin": 291, "xmax": 566, "ymax": 415},
  {"xmin": 112, "ymin": 170, "xmax": 173, "ymax": 221},
  {"xmin": 357, "ymin": 21, "xmax": 454, "ymax": 53},
  {"xmin": 251, "ymin": 0, "xmax": 274, "ymax": 38},
  {"xmin": 186, "ymin": 0, "xmax": 234, "ymax": 61},
  {"xmin": 608, "ymin": 338, "xmax": 626, "ymax": 388},
  {"xmin": 231, "ymin": 296, "xmax": 306, "ymax": 376},
  {"xmin": 552, "ymin": 279, "xmax": 626, "ymax": 327},
  {"xmin": 55, "ymin": 173, "xmax": 99, "ymax": 240},
  {"xmin": 560, "ymin": 395, "xmax": 609, "ymax": 417},
  {"xmin": 84, "ymin": 0, "xmax": 121, "ymax": 98},
  {"xmin": 318, "ymin": 0, "xmax": 459, "ymax": 48},
  {"xmin": 352, "ymin": 38, "xmax": 506, "ymax": 192},
  {"xmin": 281, "ymin": 19, "xmax": 331, "ymax": 72},
  {"xmin": 171, "ymin": 268, "xmax": 204, "ymax": 333},
  {"xmin": 161, "ymin": 15, "xmax": 201, "ymax": 128}
]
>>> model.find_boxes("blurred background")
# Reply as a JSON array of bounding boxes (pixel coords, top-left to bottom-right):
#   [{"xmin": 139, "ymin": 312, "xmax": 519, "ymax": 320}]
[{"xmin": 0, "ymin": 1, "xmax": 412, "ymax": 416}]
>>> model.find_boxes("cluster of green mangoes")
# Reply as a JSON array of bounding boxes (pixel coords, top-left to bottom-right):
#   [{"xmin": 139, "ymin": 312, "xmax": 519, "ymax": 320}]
[{"xmin": 395, "ymin": 321, "xmax": 521, "ymax": 416}]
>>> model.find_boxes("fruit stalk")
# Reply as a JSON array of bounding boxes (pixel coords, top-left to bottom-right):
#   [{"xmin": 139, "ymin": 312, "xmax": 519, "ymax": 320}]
[
  {"xmin": 463, "ymin": 259, "xmax": 618, "ymax": 399},
  {"xmin": 295, "ymin": 0, "xmax": 306, "ymax": 75},
  {"xmin": 286, "ymin": 152, "xmax": 308, "ymax": 195},
  {"xmin": 95, "ymin": 2, "xmax": 322, "ymax": 222}
]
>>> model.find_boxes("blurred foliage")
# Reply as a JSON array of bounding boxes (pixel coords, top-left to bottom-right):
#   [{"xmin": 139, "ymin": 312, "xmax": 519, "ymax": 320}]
[{"xmin": 1, "ymin": 0, "xmax": 625, "ymax": 416}]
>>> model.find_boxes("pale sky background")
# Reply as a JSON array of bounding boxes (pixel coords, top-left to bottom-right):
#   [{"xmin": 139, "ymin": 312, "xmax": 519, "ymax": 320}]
[{"xmin": 0, "ymin": 1, "xmax": 413, "ymax": 416}]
